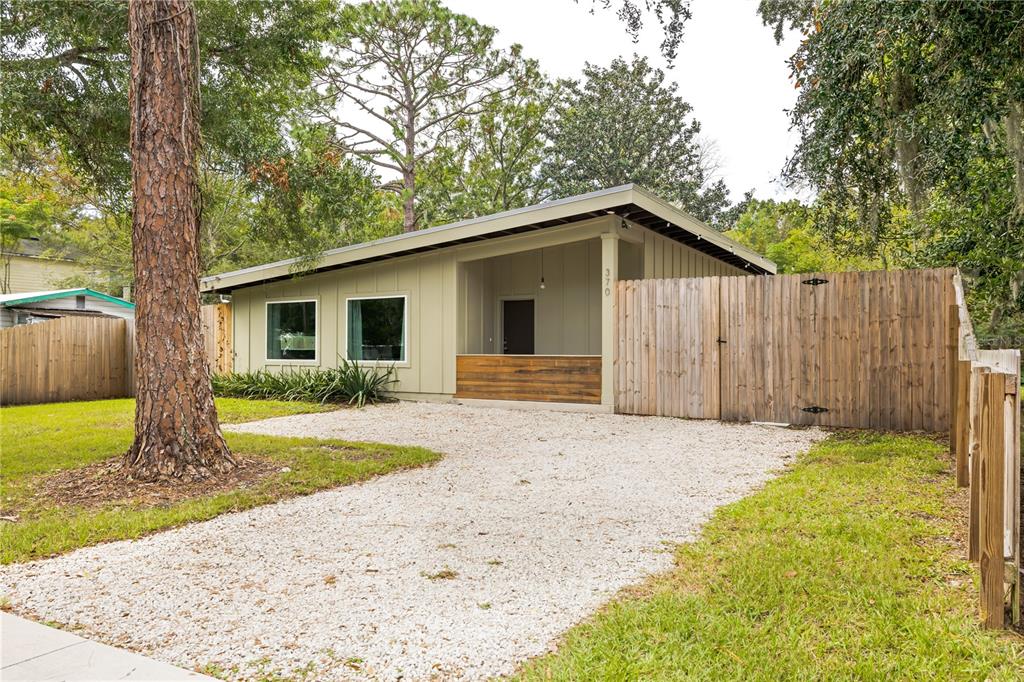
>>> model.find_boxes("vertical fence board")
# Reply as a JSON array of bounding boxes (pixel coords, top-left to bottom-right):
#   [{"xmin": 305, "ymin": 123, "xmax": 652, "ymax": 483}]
[{"xmin": 978, "ymin": 370, "xmax": 1007, "ymax": 628}]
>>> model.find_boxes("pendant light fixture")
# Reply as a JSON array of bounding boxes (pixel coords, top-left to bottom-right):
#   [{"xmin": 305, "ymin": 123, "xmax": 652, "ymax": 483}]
[{"xmin": 539, "ymin": 248, "xmax": 546, "ymax": 289}]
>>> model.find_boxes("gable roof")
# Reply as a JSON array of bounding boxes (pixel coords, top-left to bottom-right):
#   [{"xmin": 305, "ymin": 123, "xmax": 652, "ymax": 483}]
[
  {"xmin": 201, "ymin": 184, "xmax": 776, "ymax": 293},
  {"xmin": 0, "ymin": 288, "xmax": 135, "ymax": 309}
]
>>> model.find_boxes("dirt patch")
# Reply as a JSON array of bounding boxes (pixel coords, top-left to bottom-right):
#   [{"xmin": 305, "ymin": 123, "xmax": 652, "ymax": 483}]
[{"xmin": 25, "ymin": 457, "xmax": 282, "ymax": 511}]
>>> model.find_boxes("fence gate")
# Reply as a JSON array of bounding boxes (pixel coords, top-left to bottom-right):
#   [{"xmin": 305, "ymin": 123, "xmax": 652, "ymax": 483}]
[
  {"xmin": 616, "ymin": 268, "xmax": 956, "ymax": 430},
  {"xmin": 615, "ymin": 277, "xmax": 721, "ymax": 418}
]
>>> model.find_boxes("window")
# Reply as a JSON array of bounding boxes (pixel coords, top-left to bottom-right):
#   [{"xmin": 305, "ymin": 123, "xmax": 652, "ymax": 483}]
[
  {"xmin": 347, "ymin": 296, "xmax": 406, "ymax": 362},
  {"xmin": 266, "ymin": 300, "xmax": 317, "ymax": 361}
]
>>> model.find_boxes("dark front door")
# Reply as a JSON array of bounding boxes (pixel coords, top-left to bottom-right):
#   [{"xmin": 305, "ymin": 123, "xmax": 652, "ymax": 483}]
[{"xmin": 502, "ymin": 299, "xmax": 534, "ymax": 354}]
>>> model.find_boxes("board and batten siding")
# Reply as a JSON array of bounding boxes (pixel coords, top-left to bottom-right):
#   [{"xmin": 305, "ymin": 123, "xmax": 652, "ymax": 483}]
[
  {"xmin": 459, "ymin": 239, "xmax": 603, "ymax": 356},
  {"xmin": 231, "ymin": 250, "xmax": 458, "ymax": 397},
  {"xmin": 628, "ymin": 223, "xmax": 747, "ymax": 279}
]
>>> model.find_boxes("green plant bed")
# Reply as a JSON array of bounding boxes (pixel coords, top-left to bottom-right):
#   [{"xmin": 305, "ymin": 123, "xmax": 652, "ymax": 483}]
[
  {"xmin": 515, "ymin": 432, "xmax": 1024, "ymax": 681},
  {"xmin": 212, "ymin": 361, "xmax": 395, "ymax": 406}
]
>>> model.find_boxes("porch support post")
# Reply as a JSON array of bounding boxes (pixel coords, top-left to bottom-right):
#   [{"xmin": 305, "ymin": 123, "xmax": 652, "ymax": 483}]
[{"xmin": 600, "ymin": 231, "xmax": 620, "ymax": 409}]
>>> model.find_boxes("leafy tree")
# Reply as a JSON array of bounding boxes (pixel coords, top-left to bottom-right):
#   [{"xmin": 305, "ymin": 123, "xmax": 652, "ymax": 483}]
[
  {"xmin": 543, "ymin": 55, "xmax": 734, "ymax": 226},
  {"xmin": 417, "ymin": 74, "xmax": 557, "ymax": 226},
  {"xmin": 248, "ymin": 124, "xmax": 397, "ymax": 263},
  {"xmin": 2, "ymin": 0, "xmax": 386, "ymax": 286},
  {"xmin": 758, "ymin": 0, "xmax": 1024, "ymax": 337},
  {"xmin": 586, "ymin": 1, "xmax": 693, "ymax": 61},
  {"xmin": 315, "ymin": 0, "xmax": 532, "ymax": 232},
  {"xmin": 0, "ymin": 159, "xmax": 83, "ymax": 293},
  {"xmin": 2, "ymin": 0, "xmax": 335, "ymax": 200},
  {"xmin": 726, "ymin": 198, "xmax": 881, "ymax": 274}
]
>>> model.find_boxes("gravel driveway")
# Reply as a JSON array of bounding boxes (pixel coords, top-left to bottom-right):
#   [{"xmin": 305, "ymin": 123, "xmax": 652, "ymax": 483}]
[{"xmin": 1, "ymin": 402, "xmax": 823, "ymax": 681}]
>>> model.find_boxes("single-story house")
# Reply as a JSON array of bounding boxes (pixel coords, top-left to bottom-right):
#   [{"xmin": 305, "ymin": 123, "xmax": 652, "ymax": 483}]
[
  {"xmin": 0, "ymin": 288, "xmax": 135, "ymax": 328},
  {"xmin": 201, "ymin": 184, "xmax": 776, "ymax": 410}
]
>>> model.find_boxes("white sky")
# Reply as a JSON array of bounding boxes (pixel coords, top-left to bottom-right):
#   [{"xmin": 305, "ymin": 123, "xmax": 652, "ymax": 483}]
[{"xmin": 446, "ymin": 0, "xmax": 803, "ymax": 202}]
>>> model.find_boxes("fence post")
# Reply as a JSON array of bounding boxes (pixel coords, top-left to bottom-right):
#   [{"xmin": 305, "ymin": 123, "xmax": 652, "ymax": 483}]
[
  {"xmin": 949, "ymin": 304, "xmax": 968, "ymax": 485},
  {"xmin": 957, "ymin": 359, "xmax": 972, "ymax": 487},
  {"xmin": 1007, "ymin": 367, "xmax": 1021, "ymax": 626},
  {"xmin": 968, "ymin": 366, "xmax": 984, "ymax": 561},
  {"xmin": 978, "ymin": 370, "xmax": 1007, "ymax": 628}
]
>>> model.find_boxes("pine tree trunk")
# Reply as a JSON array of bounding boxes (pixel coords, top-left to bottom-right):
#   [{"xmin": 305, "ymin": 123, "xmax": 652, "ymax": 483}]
[
  {"xmin": 124, "ymin": 0, "xmax": 234, "ymax": 481},
  {"xmin": 402, "ymin": 167, "xmax": 416, "ymax": 233}
]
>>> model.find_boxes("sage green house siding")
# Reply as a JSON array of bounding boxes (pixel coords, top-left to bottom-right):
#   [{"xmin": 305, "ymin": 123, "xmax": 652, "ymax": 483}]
[
  {"xmin": 459, "ymin": 239, "xmax": 603, "ymax": 356},
  {"xmin": 230, "ymin": 250, "xmax": 459, "ymax": 398}
]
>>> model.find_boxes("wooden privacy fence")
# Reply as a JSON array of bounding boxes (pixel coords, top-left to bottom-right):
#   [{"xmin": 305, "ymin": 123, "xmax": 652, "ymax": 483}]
[
  {"xmin": 201, "ymin": 303, "xmax": 233, "ymax": 375},
  {"xmin": 949, "ymin": 273, "xmax": 1022, "ymax": 629},
  {"xmin": 0, "ymin": 316, "xmax": 133, "ymax": 405},
  {"xmin": 1, "ymin": 304, "xmax": 231, "ymax": 406},
  {"xmin": 615, "ymin": 268, "xmax": 955, "ymax": 429}
]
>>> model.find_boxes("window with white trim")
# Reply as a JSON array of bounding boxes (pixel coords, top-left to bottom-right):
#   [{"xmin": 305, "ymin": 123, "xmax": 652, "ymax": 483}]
[
  {"xmin": 347, "ymin": 296, "xmax": 406, "ymax": 362},
  {"xmin": 266, "ymin": 300, "xmax": 317, "ymax": 361}
]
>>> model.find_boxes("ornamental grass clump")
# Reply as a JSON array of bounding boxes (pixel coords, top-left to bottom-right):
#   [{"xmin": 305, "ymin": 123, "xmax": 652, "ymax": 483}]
[{"xmin": 212, "ymin": 361, "xmax": 396, "ymax": 407}]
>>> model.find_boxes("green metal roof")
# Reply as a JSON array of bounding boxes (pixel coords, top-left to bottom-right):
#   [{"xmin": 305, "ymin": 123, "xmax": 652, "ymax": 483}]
[{"xmin": 0, "ymin": 288, "xmax": 134, "ymax": 309}]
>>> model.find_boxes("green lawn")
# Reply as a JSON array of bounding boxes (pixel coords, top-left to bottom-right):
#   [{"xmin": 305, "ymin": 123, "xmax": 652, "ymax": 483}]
[
  {"xmin": 516, "ymin": 432, "xmax": 1024, "ymax": 681},
  {"xmin": 0, "ymin": 398, "xmax": 440, "ymax": 564}
]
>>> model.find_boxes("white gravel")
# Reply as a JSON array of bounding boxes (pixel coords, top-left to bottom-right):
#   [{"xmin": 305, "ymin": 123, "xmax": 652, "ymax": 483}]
[{"xmin": 1, "ymin": 402, "xmax": 824, "ymax": 681}]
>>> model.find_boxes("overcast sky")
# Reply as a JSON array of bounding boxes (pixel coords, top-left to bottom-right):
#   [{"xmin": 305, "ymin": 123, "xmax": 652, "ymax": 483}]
[{"xmin": 445, "ymin": 0, "xmax": 803, "ymax": 202}]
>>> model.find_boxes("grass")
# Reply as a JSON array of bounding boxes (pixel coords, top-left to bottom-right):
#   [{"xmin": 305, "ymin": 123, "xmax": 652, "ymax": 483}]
[
  {"xmin": 516, "ymin": 432, "xmax": 1024, "ymax": 681},
  {"xmin": 0, "ymin": 398, "xmax": 440, "ymax": 564}
]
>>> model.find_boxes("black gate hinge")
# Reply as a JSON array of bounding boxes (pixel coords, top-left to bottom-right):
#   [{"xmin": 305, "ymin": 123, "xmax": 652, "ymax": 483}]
[
  {"xmin": 801, "ymin": 277, "xmax": 829, "ymax": 286},
  {"xmin": 802, "ymin": 405, "xmax": 829, "ymax": 414}
]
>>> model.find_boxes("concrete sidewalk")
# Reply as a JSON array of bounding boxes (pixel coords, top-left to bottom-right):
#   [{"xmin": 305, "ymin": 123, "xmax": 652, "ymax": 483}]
[{"xmin": 1, "ymin": 612, "xmax": 214, "ymax": 681}]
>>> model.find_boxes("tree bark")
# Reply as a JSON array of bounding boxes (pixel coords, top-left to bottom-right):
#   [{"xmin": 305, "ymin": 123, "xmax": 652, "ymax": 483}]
[
  {"xmin": 402, "ymin": 99, "xmax": 417, "ymax": 233},
  {"xmin": 402, "ymin": 165, "xmax": 416, "ymax": 233},
  {"xmin": 124, "ymin": 0, "xmax": 234, "ymax": 481}
]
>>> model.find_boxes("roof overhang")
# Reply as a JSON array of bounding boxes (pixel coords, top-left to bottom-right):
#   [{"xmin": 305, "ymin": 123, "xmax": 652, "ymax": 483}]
[
  {"xmin": 0, "ymin": 288, "xmax": 134, "ymax": 309},
  {"xmin": 201, "ymin": 185, "xmax": 776, "ymax": 294}
]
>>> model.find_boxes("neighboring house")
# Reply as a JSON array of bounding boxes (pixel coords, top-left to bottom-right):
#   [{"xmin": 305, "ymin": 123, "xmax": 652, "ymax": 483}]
[
  {"xmin": 0, "ymin": 288, "xmax": 135, "ymax": 328},
  {"xmin": 0, "ymin": 238, "xmax": 88, "ymax": 295},
  {"xmin": 201, "ymin": 185, "xmax": 776, "ymax": 410}
]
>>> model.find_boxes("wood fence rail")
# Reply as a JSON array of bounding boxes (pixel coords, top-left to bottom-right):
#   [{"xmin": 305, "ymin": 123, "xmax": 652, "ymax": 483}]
[{"xmin": 949, "ymin": 272, "xmax": 1021, "ymax": 629}]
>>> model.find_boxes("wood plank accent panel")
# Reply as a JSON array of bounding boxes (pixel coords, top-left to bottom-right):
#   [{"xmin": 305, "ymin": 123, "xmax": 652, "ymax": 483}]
[
  {"xmin": 1, "ymin": 316, "xmax": 131, "ymax": 405},
  {"xmin": 455, "ymin": 354, "xmax": 601, "ymax": 404}
]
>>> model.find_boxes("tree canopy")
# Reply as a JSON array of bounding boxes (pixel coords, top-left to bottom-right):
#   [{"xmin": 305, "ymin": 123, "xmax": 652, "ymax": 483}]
[
  {"xmin": 315, "ymin": 0, "xmax": 533, "ymax": 232},
  {"xmin": 543, "ymin": 55, "xmax": 733, "ymax": 226},
  {"xmin": 758, "ymin": 0, "xmax": 1024, "ymax": 339}
]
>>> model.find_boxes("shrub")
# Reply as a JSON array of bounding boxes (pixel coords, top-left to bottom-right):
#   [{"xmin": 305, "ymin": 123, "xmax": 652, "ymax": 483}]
[{"xmin": 212, "ymin": 361, "xmax": 396, "ymax": 407}]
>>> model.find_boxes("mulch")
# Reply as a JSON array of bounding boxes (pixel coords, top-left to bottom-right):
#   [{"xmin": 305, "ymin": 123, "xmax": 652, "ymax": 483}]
[{"xmin": 25, "ymin": 456, "xmax": 282, "ymax": 511}]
